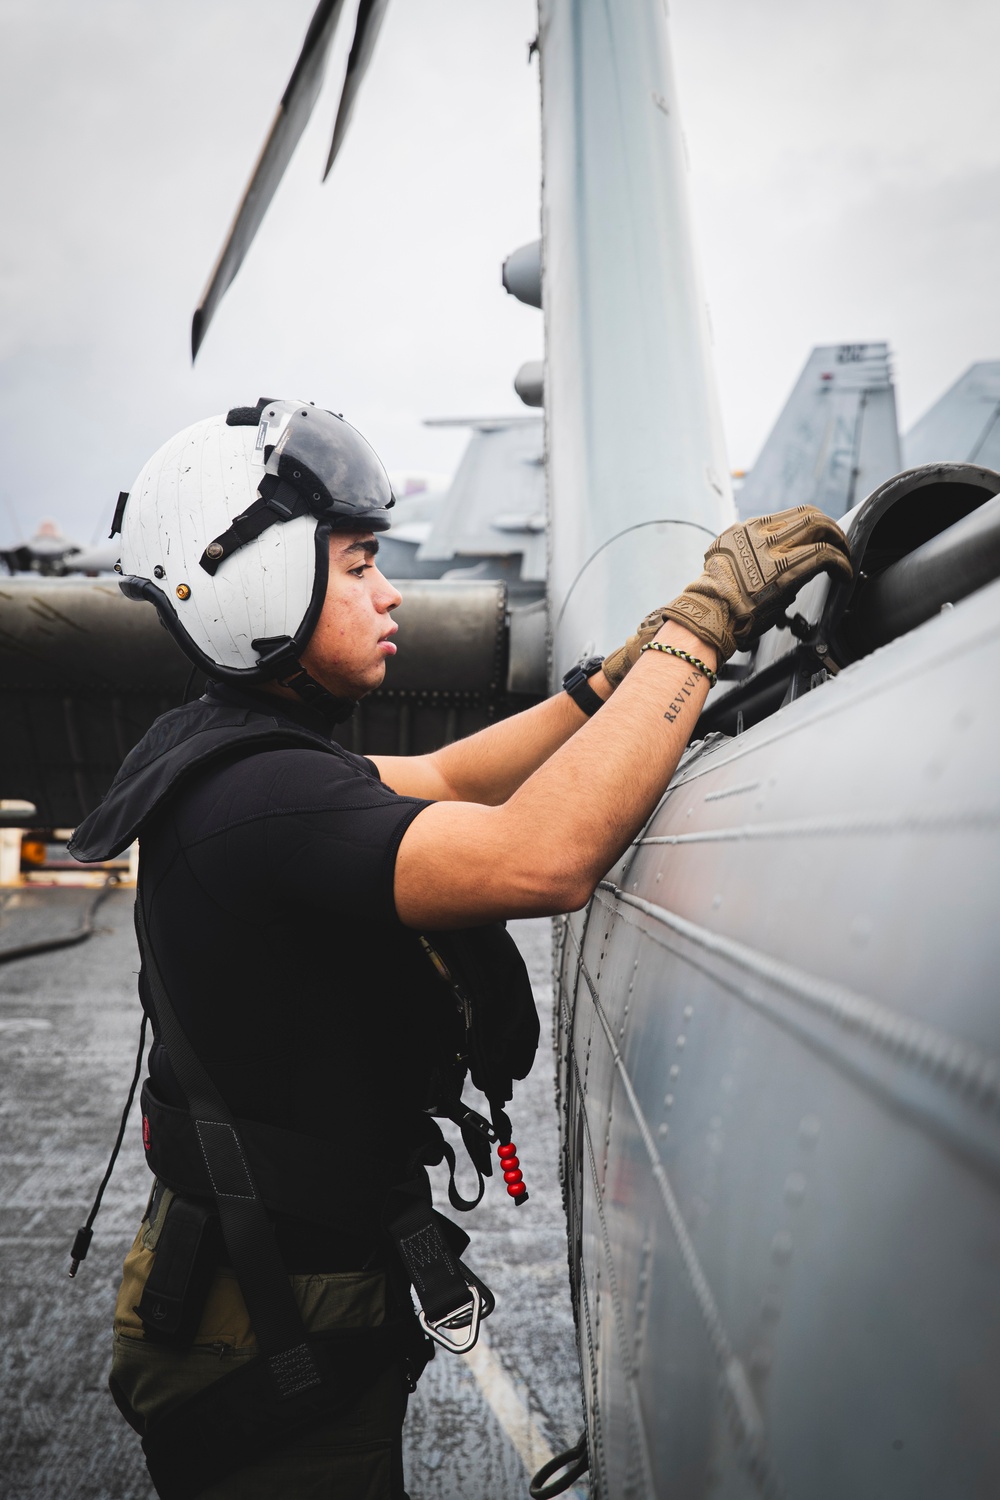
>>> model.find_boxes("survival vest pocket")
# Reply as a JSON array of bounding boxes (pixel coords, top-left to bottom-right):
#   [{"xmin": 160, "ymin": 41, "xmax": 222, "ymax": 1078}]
[
  {"xmin": 136, "ymin": 1191, "xmax": 222, "ymax": 1346},
  {"xmin": 419, "ymin": 923, "xmax": 540, "ymax": 1108}
]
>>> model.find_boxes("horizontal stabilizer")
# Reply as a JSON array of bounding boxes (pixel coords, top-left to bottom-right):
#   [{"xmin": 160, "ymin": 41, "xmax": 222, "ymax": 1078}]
[
  {"xmin": 904, "ymin": 361, "xmax": 1000, "ymax": 470},
  {"xmin": 737, "ymin": 343, "xmax": 900, "ymax": 520},
  {"xmin": 418, "ymin": 418, "xmax": 546, "ymax": 582},
  {"xmin": 422, "ymin": 415, "xmax": 542, "ymax": 430}
]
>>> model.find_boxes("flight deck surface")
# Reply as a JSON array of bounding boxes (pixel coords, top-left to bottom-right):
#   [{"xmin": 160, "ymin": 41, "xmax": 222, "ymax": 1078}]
[{"xmin": 0, "ymin": 888, "xmax": 588, "ymax": 1499}]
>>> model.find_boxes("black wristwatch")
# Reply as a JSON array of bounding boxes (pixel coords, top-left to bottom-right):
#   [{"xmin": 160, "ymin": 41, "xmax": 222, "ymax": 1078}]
[{"xmin": 562, "ymin": 656, "xmax": 606, "ymax": 717}]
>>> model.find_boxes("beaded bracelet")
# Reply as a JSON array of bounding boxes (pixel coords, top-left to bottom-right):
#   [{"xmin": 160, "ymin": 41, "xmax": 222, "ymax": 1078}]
[{"xmin": 639, "ymin": 640, "xmax": 718, "ymax": 687}]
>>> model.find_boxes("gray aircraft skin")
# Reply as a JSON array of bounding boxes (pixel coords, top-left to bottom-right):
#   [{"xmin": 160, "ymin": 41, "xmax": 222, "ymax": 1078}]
[
  {"xmin": 533, "ymin": 3, "xmax": 1000, "ymax": 1498},
  {"xmin": 554, "ymin": 463, "xmax": 1000, "ymax": 1498},
  {"xmin": 1, "ymin": 3, "xmax": 1000, "ymax": 1497},
  {"xmin": 537, "ymin": 1, "xmax": 733, "ymax": 683}
]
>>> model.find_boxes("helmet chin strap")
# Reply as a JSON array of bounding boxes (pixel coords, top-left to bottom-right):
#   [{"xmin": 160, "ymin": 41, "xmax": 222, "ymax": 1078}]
[{"xmin": 278, "ymin": 664, "xmax": 357, "ymax": 725}]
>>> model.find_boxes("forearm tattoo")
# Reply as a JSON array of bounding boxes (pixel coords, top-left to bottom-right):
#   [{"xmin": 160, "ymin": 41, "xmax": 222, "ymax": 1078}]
[{"xmin": 663, "ymin": 672, "xmax": 702, "ymax": 724}]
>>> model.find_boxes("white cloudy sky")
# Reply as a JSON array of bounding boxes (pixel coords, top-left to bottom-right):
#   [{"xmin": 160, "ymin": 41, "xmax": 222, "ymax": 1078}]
[{"xmin": 1, "ymin": 0, "xmax": 999, "ymax": 543}]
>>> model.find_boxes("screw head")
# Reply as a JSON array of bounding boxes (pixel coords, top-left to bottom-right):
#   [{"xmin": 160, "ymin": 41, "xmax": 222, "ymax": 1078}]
[
  {"xmin": 153, "ymin": 565, "xmax": 165, "ymax": 579},
  {"xmin": 175, "ymin": 583, "xmax": 191, "ymax": 601}
]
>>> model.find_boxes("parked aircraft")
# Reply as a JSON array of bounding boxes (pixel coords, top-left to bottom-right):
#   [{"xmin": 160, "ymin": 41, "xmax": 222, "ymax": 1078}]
[
  {"xmin": 0, "ymin": 519, "xmax": 118, "ymax": 578},
  {"xmin": 733, "ymin": 343, "xmax": 900, "ymax": 523},
  {"xmin": 904, "ymin": 360, "xmax": 1000, "ymax": 471},
  {"xmin": 380, "ymin": 415, "xmax": 545, "ymax": 595}
]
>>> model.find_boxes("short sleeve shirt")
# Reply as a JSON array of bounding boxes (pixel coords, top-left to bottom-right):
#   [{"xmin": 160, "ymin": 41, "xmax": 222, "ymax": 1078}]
[{"xmin": 138, "ymin": 713, "xmax": 452, "ymax": 1265}]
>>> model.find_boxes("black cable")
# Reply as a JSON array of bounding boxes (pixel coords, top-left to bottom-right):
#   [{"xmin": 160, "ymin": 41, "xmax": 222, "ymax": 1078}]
[
  {"xmin": 69, "ymin": 1010, "xmax": 149, "ymax": 1276},
  {"xmin": 181, "ymin": 662, "xmax": 204, "ymax": 704},
  {"xmin": 529, "ymin": 1432, "xmax": 590, "ymax": 1498},
  {"xmin": 0, "ymin": 873, "xmax": 119, "ymax": 966}
]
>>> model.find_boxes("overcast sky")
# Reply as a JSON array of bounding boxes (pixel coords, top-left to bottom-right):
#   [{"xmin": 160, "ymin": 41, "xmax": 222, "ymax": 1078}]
[{"xmin": 2, "ymin": 0, "xmax": 999, "ymax": 543}]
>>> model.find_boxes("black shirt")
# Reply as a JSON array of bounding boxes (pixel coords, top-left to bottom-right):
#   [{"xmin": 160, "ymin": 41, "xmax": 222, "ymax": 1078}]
[{"xmin": 138, "ymin": 684, "xmax": 452, "ymax": 1267}]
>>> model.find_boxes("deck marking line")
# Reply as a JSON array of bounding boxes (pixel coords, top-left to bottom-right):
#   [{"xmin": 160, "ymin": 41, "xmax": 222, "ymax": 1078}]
[{"xmin": 463, "ymin": 1328, "xmax": 588, "ymax": 1499}]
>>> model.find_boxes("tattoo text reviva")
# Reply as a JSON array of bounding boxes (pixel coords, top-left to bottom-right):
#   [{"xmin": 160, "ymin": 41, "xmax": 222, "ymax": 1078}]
[{"xmin": 663, "ymin": 673, "xmax": 701, "ymax": 724}]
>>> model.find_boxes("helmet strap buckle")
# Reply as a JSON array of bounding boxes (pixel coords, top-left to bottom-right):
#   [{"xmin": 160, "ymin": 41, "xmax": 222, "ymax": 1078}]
[{"xmin": 246, "ymin": 636, "xmax": 354, "ymax": 724}]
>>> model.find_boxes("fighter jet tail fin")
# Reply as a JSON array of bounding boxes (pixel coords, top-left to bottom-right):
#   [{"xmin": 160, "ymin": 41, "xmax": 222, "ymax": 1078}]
[
  {"xmin": 904, "ymin": 361, "xmax": 1000, "ymax": 470},
  {"xmin": 737, "ymin": 343, "xmax": 901, "ymax": 521}
]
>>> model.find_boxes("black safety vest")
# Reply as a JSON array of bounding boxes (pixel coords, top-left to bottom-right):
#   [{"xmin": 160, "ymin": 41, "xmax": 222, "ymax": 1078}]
[
  {"xmin": 73, "ymin": 689, "xmax": 539, "ymax": 1200},
  {"xmin": 73, "ymin": 692, "xmax": 539, "ymax": 1500},
  {"xmin": 71, "ymin": 692, "xmax": 349, "ymax": 864}
]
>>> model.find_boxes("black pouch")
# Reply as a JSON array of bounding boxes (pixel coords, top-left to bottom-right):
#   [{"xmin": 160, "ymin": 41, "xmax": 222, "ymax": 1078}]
[
  {"xmin": 422, "ymin": 923, "xmax": 540, "ymax": 1107},
  {"xmin": 136, "ymin": 1193, "xmax": 221, "ymax": 1346}
]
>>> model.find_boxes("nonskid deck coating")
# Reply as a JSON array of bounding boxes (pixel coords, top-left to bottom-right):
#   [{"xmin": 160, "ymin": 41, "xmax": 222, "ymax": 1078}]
[{"xmin": 0, "ymin": 888, "xmax": 587, "ymax": 1499}]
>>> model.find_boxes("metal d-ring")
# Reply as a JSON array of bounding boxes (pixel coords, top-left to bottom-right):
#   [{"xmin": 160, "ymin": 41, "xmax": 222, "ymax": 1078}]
[{"xmin": 417, "ymin": 1283, "xmax": 483, "ymax": 1354}]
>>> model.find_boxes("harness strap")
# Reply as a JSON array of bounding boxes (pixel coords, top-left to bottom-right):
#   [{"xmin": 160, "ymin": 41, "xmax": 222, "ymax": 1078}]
[
  {"xmin": 438, "ymin": 1136, "xmax": 486, "ymax": 1212},
  {"xmin": 431, "ymin": 1100, "xmax": 498, "ymax": 1213},
  {"xmin": 380, "ymin": 1178, "xmax": 493, "ymax": 1354},
  {"xmin": 135, "ymin": 896, "xmax": 320, "ymax": 1396},
  {"xmin": 139, "ymin": 1080, "xmax": 384, "ymax": 1230},
  {"xmin": 386, "ymin": 1198, "xmax": 471, "ymax": 1325},
  {"xmin": 141, "ymin": 1082, "xmax": 494, "ymax": 1340},
  {"xmin": 139, "ymin": 1316, "xmax": 428, "ymax": 1500}
]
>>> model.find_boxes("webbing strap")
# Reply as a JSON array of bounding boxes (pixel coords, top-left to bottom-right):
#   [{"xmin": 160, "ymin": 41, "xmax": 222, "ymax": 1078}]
[
  {"xmin": 139, "ymin": 1080, "xmax": 382, "ymax": 1229},
  {"xmin": 198, "ymin": 476, "xmax": 309, "ymax": 575},
  {"xmin": 140, "ymin": 1316, "xmax": 425, "ymax": 1500},
  {"xmin": 386, "ymin": 1196, "xmax": 473, "ymax": 1325},
  {"xmin": 432, "ymin": 1099, "xmax": 497, "ymax": 1212},
  {"xmin": 134, "ymin": 896, "xmax": 320, "ymax": 1398},
  {"xmin": 438, "ymin": 1137, "xmax": 486, "ymax": 1212}
]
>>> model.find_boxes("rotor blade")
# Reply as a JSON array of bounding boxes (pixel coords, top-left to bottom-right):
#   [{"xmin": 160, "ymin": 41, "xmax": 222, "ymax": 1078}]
[
  {"xmin": 192, "ymin": 0, "xmax": 348, "ymax": 360},
  {"xmin": 321, "ymin": 0, "xmax": 390, "ymax": 181}
]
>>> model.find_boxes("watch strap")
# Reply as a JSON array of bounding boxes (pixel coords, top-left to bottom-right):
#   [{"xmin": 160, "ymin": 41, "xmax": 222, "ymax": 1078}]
[{"xmin": 562, "ymin": 660, "xmax": 605, "ymax": 717}]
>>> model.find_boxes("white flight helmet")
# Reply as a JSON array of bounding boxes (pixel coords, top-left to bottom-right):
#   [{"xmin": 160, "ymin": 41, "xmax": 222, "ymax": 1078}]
[{"xmin": 114, "ymin": 398, "xmax": 395, "ymax": 687}]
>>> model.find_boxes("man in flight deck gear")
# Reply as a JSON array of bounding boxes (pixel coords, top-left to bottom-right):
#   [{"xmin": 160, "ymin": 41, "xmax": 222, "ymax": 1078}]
[{"xmin": 71, "ymin": 398, "xmax": 853, "ymax": 1499}]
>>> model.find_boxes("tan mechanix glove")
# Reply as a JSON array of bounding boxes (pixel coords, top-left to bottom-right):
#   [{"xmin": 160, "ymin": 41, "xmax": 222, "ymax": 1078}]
[
  {"xmin": 602, "ymin": 505, "xmax": 853, "ymax": 686},
  {"xmin": 602, "ymin": 607, "xmax": 673, "ymax": 689}
]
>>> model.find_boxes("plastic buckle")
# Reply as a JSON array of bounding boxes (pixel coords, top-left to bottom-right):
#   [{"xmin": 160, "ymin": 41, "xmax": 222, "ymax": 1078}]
[
  {"xmin": 264, "ymin": 492, "xmax": 296, "ymax": 520},
  {"xmin": 417, "ymin": 1282, "xmax": 482, "ymax": 1354}
]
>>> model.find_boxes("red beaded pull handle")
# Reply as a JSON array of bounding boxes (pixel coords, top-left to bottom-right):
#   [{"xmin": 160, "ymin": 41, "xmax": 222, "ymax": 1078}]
[{"xmin": 497, "ymin": 1140, "xmax": 528, "ymax": 1206}]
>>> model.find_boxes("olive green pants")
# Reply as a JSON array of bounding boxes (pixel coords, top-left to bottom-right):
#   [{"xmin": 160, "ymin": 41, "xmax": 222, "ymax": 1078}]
[{"xmin": 111, "ymin": 1191, "xmax": 409, "ymax": 1499}]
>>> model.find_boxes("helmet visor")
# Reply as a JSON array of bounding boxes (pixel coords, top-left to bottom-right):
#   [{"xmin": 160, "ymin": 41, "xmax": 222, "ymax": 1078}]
[{"xmin": 258, "ymin": 402, "xmax": 395, "ymax": 530}]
